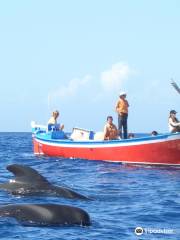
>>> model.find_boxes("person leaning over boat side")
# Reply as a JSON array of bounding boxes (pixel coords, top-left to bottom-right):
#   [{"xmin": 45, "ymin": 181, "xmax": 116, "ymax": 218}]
[
  {"xmin": 47, "ymin": 110, "xmax": 64, "ymax": 131},
  {"xmin": 168, "ymin": 110, "xmax": 180, "ymax": 133},
  {"xmin": 104, "ymin": 116, "xmax": 119, "ymax": 140},
  {"xmin": 115, "ymin": 92, "xmax": 129, "ymax": 139}
]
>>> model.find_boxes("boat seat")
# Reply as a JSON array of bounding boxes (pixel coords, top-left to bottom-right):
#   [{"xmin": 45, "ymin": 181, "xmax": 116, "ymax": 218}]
[
  {"xmin": 51, "ymin": 130, "xmax": 66, "ymax": 139},
  {"xmin": 48, "ymin": 124, "xmax": 61, "ymax": 131}
]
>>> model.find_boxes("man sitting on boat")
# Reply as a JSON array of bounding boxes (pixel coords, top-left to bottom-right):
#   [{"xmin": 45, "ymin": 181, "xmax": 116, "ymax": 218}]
[
  {"xmin": 104, "ymin": 116, "xmax": 119, "ymax": 140},
  {"xmin": 168, "ymin": 110, "xmax": 180, "ymax": 133},
  {"xmin": 48, "ymin": 110, "xmax": 64, "ymax": 131}
]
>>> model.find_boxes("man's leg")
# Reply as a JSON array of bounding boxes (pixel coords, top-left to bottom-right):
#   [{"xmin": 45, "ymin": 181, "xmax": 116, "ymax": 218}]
[
  {"xmin": 118, "ymin": 114, "xmax": 123, "ymax": 138},
  {"xmin": 123, "ymin": 114, "xmax": 128, "ymax": 139}
]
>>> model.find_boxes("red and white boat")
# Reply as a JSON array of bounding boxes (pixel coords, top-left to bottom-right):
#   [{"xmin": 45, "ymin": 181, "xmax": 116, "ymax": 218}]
[{"xmin": 31, "ymin": 122, "xmax": 180, "ymax": 166}]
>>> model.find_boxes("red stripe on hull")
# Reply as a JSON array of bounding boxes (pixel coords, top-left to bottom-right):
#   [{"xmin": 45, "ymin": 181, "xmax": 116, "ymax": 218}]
[{"xmin": 33, "ymin": 139, "xmax": 180, "ymax": 165}]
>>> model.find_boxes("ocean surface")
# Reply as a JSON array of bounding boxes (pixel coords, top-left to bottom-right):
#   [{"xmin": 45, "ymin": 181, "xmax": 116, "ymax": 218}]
[{"xmin": 0, "ymin": 132, "xmax": 179, "ymax": 240}]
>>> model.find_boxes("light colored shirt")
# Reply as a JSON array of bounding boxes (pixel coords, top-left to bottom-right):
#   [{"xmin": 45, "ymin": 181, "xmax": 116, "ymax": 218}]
[
  {"xmin": 48, "ymin": 117, "xmax": 57, "ymax": 125},
  {"xmin": 168, "ymin": 117, "xmax": 180, "ymax": 132}
]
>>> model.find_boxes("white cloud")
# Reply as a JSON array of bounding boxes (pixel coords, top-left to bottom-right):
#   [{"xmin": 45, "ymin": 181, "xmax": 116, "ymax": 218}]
[
  {"xmin": 47, "ymin": 75, "xmax": 91, "ymax": 110},
  {"xmin": 47, "ymin": 62, "xmax": 134, "ymax": 108},
  {"xmin": 101, "ymin": 62, "xmax": 132, "ymax": 92},
  {"xmin": 48, "ymin": 74, "xmax": 91, "ymax": 101}
]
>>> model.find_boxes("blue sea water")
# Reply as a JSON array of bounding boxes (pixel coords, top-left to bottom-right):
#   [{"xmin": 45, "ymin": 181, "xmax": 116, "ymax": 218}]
[{"xmin": 0, "ymin": 132, "xmax": 179, "ymax": 240}]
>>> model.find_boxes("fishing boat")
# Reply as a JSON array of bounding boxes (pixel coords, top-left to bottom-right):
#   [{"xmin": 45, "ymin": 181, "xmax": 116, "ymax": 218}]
[{"xmin": 31, "ymin": 122, "xmax": 180, "ymax": 166}]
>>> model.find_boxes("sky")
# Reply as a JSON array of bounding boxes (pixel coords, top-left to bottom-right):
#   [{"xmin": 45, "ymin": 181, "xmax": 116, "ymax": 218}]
[{"xmin": 0, "ymin": 0, "xmax": 179, "ymax": 132}]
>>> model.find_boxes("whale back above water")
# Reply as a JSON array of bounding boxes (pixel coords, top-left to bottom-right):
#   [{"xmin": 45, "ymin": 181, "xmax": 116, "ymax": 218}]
[
  {"xmin": 0, "ymin": 164, "xmax": 89, "ymax": 200},
  {"xmin": 7, "ymin": 164, "xmax": 50, "ymax": 186},
  {"xmin": 0, "ymin": 204, "xmax": 91, "ymax": 226}
]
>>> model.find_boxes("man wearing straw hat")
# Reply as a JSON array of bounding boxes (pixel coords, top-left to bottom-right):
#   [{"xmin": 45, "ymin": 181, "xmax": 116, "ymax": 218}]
[{"xmin": 115, "ymin": 92, "xmax": 129, "ymax": 139}]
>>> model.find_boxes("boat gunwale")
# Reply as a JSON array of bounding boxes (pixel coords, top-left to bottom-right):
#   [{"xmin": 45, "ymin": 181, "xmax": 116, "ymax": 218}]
[{"xmin": 33, "ymin": 132, "xmax": 180, "ymax": 146}]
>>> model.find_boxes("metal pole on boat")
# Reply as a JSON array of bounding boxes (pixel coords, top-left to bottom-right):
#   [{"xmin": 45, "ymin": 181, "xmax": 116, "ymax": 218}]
[{"xmin": 171, "ymin": 79, "xmax": 180, "ymax": 94}]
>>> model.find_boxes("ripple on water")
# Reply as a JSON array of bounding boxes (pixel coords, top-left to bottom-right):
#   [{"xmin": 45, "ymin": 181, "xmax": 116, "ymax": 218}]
[{"xmin": 0, "ymin": 133, "xmax": 179, "ymax": 240}]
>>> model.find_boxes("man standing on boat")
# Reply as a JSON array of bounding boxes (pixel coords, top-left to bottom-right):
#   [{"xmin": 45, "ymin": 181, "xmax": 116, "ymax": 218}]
[{"xmin": 115, "ymin": 92, "xmax": 129, "ymax": 139}]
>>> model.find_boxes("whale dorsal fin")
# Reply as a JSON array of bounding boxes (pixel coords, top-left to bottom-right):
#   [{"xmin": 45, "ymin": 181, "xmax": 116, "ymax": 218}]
[{"xmin": 7, "ymin": 164, "xmax": 50, "ymax": 186}]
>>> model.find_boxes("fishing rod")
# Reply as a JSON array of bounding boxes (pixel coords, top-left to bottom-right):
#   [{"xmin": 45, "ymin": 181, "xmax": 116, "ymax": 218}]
[{"xmin": 171, "ymin": 79, "xmax": 180, "ymax": 94}]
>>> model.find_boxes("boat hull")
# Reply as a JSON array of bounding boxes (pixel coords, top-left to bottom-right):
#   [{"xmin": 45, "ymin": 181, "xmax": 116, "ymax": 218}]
[{"xmin": 33, "ymin": 133, "xmax": 180, "ymax": 166}]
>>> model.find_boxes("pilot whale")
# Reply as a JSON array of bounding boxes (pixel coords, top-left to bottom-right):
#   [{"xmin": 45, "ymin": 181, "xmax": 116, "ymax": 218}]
[
  {"xmin": 0, "ymin": 164, "xmax": 89, "ymax": 200},
  {"xmin": 0, "ymin": 204, "xmax": 91, "ymax": 226}
]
